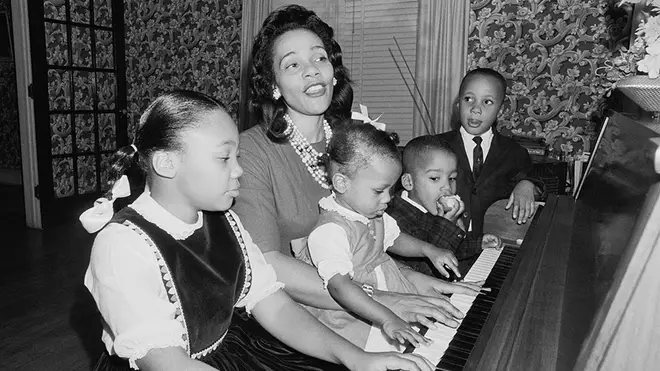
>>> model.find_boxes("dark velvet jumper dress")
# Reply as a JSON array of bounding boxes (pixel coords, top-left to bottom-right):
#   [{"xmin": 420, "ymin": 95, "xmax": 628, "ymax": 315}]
[{"xmin": 92, "ymin": 208, "xmax": 346, "ymax": 371}]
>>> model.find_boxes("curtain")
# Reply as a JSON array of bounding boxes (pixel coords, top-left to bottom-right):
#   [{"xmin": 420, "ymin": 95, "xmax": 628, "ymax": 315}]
[
  {"xmin": 239, "ymin": 0, "xmax": 271, "ymax": 131},
  {"xmin": 413, "ymin": 0, "xmax": 470, "ymax": 136}
]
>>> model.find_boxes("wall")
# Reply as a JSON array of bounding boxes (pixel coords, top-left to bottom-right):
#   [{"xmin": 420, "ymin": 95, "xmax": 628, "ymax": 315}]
[
  {"xmin": 124, "ymin": 0, "xmax": 242, "ymax": 140},
  {"xmin": 0, "ymin": 0, "xmax": 21, "ymax": 172},
  {"xmin": 467, "ymin": 0, "xmax": 631, "ymax": 160}
]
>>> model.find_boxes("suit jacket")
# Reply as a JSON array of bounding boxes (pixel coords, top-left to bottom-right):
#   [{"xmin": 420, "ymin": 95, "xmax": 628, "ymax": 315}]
[{"xmin": 436, "ymin": 128, "xmax": 536, "ymax": 236}]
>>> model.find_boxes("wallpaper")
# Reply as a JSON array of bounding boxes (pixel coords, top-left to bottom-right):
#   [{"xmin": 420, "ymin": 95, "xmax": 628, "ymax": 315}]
[
  {"xmin": 467, "ymin": 0, "xmax": 631, "ymax": 160},
  {"xmin": 124, "ymin": 0, "xmax": 242, "ymax": 141},
  {"xmin": 0, "ymin": 0, "xmax": 21, "ymax": 170}
]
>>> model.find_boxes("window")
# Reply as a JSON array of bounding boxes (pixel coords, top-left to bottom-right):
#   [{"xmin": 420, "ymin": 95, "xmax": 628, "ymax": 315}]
[{"xmin": 338, "ymin": 0, "xmax": 419, "ymax": 144}]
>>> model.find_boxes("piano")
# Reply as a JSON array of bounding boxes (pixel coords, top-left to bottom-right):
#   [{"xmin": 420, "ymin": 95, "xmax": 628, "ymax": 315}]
[
  {"xmin": 406, "ymin": 112, "xmax": 660, "ymax": 370},
  {"xmin": 228, "ymin": 111, "xmax": 660, "ymax": 371}
]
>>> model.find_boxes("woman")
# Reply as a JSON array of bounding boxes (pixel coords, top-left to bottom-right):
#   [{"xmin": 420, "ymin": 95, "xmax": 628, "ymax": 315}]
[{"xmin": 234, "ymin": 5, "xmax": 482, "ymax": 329}]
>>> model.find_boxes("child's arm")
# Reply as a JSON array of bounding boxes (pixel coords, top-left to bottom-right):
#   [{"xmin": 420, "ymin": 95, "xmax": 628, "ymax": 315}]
[
  {"xmin": 137, "ymin": 348, "xmax": 217, "ymax": 371},
  {"xmin": 505, "ymin": 179, "xmax": 540, "ymax": 224},
  {"xmin": 327, "ymin": 274, "xmax": 429, "ymax": 347},
  {"xmin": 390, "ymin": 232, "xmax": 460, "ymax": 279},
  {"xmin": 252, "ymin": 289, "xmax": 433, "ymax": 371},
  {"xmin": 307, "ymin": 223, "xmax": 428, "ymax": 347},
  {"xmin": 504, "ymin": 147, "xmax": 544, "ymax": 224},
  {"xmin": 384, "ymin": 213, "xmax": 460, "ymax": 278}
]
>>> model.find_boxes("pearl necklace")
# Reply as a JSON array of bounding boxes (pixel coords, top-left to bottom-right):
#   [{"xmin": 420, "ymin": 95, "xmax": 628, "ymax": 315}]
[{"xmin": 284, "ymin": 114, "xmax": 332, "ymax": 189}]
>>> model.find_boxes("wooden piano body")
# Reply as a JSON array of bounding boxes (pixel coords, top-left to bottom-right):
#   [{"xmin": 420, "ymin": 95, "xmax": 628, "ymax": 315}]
[{"xmin": 471, "ymin": 112, "xmax": 660, "ymax": 371}]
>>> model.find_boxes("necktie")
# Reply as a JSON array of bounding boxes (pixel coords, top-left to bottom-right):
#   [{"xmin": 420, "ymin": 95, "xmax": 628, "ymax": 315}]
[{"xmin": 473, "ymin": 136, "xmax": 483, "ymax": 179}]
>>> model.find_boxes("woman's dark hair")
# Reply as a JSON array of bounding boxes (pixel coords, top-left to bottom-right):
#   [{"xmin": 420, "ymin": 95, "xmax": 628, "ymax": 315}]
[
  {"xmin": 104, "ymin": 90, "xmax": 227, "ymax": 197},
  {"xmin": 250, "ymin": 4, "xmax": 353, "ymax": 141},
  {"xmin": 326, "ymin": 122, "xmax": 400, "ymax": 180},
  {"xmin": 451, "ymin": 67, "xmax": 507, "ymax": 130}
]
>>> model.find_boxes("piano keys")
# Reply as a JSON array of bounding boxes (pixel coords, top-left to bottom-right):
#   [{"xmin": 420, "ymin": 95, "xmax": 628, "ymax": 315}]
[{"xmin": 406, "ymin": 245, "xmax": 518, "ymax": 370}]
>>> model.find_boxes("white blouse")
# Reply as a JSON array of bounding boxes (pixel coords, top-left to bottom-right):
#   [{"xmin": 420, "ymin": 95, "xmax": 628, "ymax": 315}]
[
  {"xmin": 84, "ymin": 192, "xmax": 284, "ymax": 369},
  {"xmin": 307, "ymin": 194, "xmax": 401, "ymax": 287}
]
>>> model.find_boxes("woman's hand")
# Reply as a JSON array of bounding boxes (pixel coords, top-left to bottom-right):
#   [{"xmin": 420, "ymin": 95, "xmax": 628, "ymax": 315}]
[
  {"xmin": 351, "ymin": 352, "xmax": 434, "ymax": 371},
  {"xmin": 407, "ymin": 269, "xmax": 489, "ymax": 298},
  {"xmin": 373, "ymin": 289, "xmax": 462, "ymax": 329},
  {"xmin": 506, "ymin": 180, "xmax": 538, "ymax": 224}
]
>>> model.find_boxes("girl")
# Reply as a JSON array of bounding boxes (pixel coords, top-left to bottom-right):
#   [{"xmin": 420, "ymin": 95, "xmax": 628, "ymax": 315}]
[
  {"xmin": 81, "ymin": 91, "xmax": 432, "ymax": 371},
  {"xmin": 295, "ymin": 123, "xmax": 463, "ymax": 353}
]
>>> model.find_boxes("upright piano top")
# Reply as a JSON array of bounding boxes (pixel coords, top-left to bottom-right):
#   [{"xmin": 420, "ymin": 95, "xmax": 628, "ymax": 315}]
[{"xmin": 474, "ymin": 112, "xmax": 660, "ymax": 371}]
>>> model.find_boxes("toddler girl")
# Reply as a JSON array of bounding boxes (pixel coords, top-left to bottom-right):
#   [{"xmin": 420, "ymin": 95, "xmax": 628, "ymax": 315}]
[{"xmin": 297, "ymin": 123, "xmax": 457, "ymax": 353}]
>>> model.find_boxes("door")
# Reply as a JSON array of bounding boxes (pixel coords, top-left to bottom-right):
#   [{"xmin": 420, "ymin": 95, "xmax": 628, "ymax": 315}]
[{"xmin": 28, "ymin": 0, "xmax": 127, "ymax": 227}]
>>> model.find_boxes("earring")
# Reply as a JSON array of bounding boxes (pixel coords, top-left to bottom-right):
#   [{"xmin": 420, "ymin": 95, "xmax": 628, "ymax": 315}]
[
  {"xmin": 332, "ymin": 77, "xmax": 337, "ymax": 86},
  {"xmin": 272, "ymin": 87, "xmax": 281, "ymax": 100}
]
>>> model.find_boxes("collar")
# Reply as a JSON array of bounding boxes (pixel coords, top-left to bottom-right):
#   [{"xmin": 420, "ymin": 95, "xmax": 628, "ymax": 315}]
[
  {"xmin": 319, "ymin": 194, "xmax": 369, "ymax": 225},
  {"xmin": 459, "ymin": 126, "xmax": 494, "ymax": 145},
  {"xmin": 401, "ymin": 190, "xmax": 428, "ymax": 214},
  {"xmin": 130, "ymin": 191, "xmax": 204, "ymax": 240}
]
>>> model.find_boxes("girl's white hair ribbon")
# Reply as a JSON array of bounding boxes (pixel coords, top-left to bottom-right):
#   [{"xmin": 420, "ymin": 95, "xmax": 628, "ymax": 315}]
[
  {"xmin": 352, "ymin": 104, "xmax": 386, "ymax": 131},
  {"xmin": 79, "ymin": 175, "xmax": 131, "ymax": 233}
]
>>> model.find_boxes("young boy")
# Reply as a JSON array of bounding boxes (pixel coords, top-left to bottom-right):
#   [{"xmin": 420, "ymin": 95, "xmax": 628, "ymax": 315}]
[
  {"xmin": 437, "ymin": 68, "xmax": 543, "ymax": 237},
  {"xmin": 387, "ymin": 135, "xmax": 501, "ymax": 278}
]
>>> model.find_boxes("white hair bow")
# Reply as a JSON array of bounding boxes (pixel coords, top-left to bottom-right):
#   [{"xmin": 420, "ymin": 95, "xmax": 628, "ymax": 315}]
[
  {"xmin": 79, "ymin": 175, "xmax": 131, "ymax": 233},
  {"xmin": 352, "ymin": 104, "xmax": 386, "ymax": 131}
]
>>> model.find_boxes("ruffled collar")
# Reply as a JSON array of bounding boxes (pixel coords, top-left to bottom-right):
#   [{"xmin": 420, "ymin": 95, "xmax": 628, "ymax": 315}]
[
  {"xmin": 318, "ymin": 194, "xmax": 369, "ymax": 225},
  {"xmin": 130, "ymin": 191, "xmax": 204, "ymax": 240}
]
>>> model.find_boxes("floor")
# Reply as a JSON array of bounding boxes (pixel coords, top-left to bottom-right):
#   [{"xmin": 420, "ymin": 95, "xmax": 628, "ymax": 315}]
[{"xmin": 0, "ymin": 185, "xmax": 102, "ymax": 370}]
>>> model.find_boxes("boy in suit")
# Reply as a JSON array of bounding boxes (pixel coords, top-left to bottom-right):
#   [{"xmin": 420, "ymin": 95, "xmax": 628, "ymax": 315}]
[
  {"xmin": 436, "ymin": 68, "xmax": 543, "ymax": 237},
  {"xmin": 387, "ymin": 135, "xmax": 501, "ymax": 278}
]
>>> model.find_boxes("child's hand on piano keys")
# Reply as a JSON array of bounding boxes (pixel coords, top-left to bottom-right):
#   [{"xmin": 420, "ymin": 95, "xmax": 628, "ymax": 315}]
[
  {"xmin": 481, "ymin": 234, "xmax": 502, "ymax": 250},
  {"xmin": 422, "ymin": 246, "xmax": 461, "ymax": 279},
  {"xmin": 381, "ymin": 315, "xmax": 432, "ymax": 348}
]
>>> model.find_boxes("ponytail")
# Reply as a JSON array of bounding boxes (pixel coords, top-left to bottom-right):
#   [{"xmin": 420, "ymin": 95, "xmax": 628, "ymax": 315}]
[{"xmin": 103, "ymin": 144, "xmax": 140, "ymax": 199}]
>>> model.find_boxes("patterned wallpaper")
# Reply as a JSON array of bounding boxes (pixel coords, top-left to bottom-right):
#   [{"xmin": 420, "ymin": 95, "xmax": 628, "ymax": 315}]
[
  {"xmin": 0, "ymin": 0, "xmax": 21, "ymax": 170},
  {"xmin": 124, "ymin": 0, "xmax": 242, "ymax": 140},
  {"xmin": 467, "ymin": 0, "xmax": 631, "ymax": 161}
]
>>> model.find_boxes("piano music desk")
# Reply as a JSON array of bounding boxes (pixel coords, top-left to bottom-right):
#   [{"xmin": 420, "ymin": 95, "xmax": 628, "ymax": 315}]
[{"xmin": 482, "ymin": 199, "xmax": 538, "ymax": 245}]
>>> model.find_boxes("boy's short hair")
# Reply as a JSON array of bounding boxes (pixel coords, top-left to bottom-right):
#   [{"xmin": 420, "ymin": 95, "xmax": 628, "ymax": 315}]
[
  {"xmin": 459, "ymin": 67, "xmax": 507, "ymax": 99},
  {"xmin": 402, "ymin": 135, "xmax": 455, "ymax": 175}
]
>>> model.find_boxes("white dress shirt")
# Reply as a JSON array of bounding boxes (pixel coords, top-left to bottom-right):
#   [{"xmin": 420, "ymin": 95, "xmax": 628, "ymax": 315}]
[
  {"xmin": 401, "ymin": 190, "xmax": 428, "ymax": 213},
  {"xmin": 460, "ymin": 126, "xmax": 494, "ymax": 169}
]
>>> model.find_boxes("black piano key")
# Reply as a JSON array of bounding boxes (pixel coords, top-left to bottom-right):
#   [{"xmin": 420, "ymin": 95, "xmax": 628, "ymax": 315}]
[
  {"xmin": 442, "ymin": 353, "xmax": 468, "ymax": 368},
  {"xmin": 437, "ymin": 360, "xmax": 463, "ymax": 371},
  {"xmin": 438, "ymin": 353, "xmax": 467, "ymax": 368},
  {"xmin": 447, "ymin": 337, "xmax": 475, "ymax": 352},
  {"xmin": 445, "ymin": 348, "xmax": 470, "ymax": 363},
  {"xmin": 454, "ymin": 332, "xmax": 478, "ymax": 343},
  {"xmin": 457, "ymin": 322, "xmax": 484, "ymax": 338}
]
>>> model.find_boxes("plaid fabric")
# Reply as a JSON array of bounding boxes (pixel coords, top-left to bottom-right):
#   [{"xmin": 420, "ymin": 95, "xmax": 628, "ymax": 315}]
[{"xmin": 387, "ymin": 192, "xmax": 484, "ymax": 277}]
